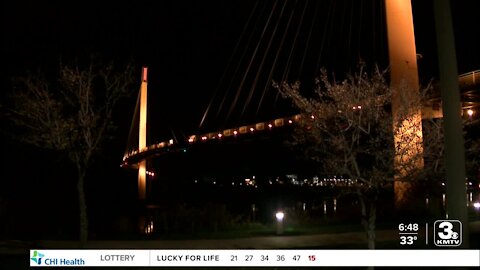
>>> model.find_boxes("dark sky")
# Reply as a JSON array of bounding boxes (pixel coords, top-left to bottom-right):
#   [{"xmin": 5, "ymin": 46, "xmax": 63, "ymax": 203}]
[
  {"xmin": 1, "ymin": 0, "xmax": 479, "ymax": 173},
  {"xmin": 1, "ymin": 0, "xmax": 254, "ymax": 133},
  {"xmin": 1, "ymin": 0, "xmax": 479, "ymax": 182},
  {"xmin": 0, "ymin": 0, "xmax": 478, "ymax": 238},
  {"xmin": 1, "ymin": 0, "xmax": 478, "ymax": 135}
]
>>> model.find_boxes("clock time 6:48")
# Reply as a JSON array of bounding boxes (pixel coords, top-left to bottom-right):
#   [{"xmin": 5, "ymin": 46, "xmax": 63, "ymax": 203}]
[{"xmin": 398, "ymin": 223, "xmax": 419, "ymax": 232}]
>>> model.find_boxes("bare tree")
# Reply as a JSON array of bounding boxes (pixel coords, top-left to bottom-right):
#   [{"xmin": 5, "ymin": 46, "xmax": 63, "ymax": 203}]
[
  {"xmin": 274, "ymin": 66, "xmax": 438, "ymax": 249},
  {"xmin": 9, "ymin": 60, "xmax": 134, "ymax": 245}
]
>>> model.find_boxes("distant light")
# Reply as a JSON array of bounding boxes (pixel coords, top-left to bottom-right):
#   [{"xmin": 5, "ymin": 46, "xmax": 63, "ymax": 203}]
[
  {"xmin": 288, "ymin": 120, "xmax": 293, "ymax": 124},
  {"xmin": 353, "ymin": 106, "xmax": 357, "ymax": 110},
  {"xmin": 169, "ymin": 139, "xmax": 174, "ymax": 145},
  {"xmin": 467, "ymin": 109, "xmax": 474, "ymax": 116},
  {"xmin": 201, "ymin": 136, "xmax": 207, "ymax": 141},
  {"xmin": 311, "ymin": 115, "xmax": 315, "ymax": 119},
  {"xmin": 233, "ymin": 131, "xmax": 238, "ymax": 135},
  {"xmin": 218, "ymin": 133, "xmax": 223, "ymax": 138},
  {"xmin": 357, "ymin": 105, "xmax": 362, "ymax": 109},
  {"xmin": 275, "ymin": 211, "xmax": 284, "ymax": 221},
  {"xmin": 473, "ymin": 202, "xmax": 480, "ymax": 209},
  {"xmin": 188, "ymin": 138, "xmax": 194, "ymax": 143},
  {"xmin": 268, "ymin": 124, "xmax": 273, "ymax": 128},
  {"xmin": 250, "ymin": 127, "xmax": 254, "ymax": 132}
]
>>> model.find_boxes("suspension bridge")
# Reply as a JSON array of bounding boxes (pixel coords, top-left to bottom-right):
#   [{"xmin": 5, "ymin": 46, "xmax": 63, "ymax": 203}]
[{"xmin": 120, "ymin": 0, "xmax": 480, "ymax": 202}]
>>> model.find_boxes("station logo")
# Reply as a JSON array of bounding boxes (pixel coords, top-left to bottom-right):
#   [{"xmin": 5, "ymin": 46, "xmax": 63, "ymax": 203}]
[
  {"xmin": 31, "ymin": 250, "xmax": 45, "ymax": 265},
  {"xmin": 433, "ymin": 220, "xmax": 462, "ymax": 247}
]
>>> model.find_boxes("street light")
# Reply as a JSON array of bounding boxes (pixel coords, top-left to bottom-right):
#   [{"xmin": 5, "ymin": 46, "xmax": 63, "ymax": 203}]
[
  {"xmin": 473, "ymin": 202, "xmax": 480, "ymax": 210},
  {"xmin": 275, "ymin": 211, "xmax": 284, "ymax": 235}
]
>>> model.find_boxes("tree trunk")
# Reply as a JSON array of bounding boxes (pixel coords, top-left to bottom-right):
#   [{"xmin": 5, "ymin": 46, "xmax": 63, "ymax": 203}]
[
  {"xmin": 359, "ymin": 192, "xmax": 377, "ymax": 250},
  {"xmin": 367, "ymin": 201, "xmax": 376, "ymax": 250},
  {"xmin": 77, "ymin": 172, "xmax": 88, "ymax": 246}
]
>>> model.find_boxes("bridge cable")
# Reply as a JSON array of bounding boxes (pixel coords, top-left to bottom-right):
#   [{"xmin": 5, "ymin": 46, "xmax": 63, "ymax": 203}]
[
  {"xmin": 314, "ymin": 0, "xmax": 335, "ymax": 75},
  {"xmin": 273, "ymin": 0, "xmax": 306, "ymax": 107},
  {"xmin": 256, "ymin": 0, "xmax": 305, "ymax": 115},
  {"xmin": 214, "ymin": 0, "xmax": 269, "ymax": 126},
  {"xmin": 295, "ymin": 0, "xmax": 318, "ymax": 81},
  {"xmin": 284, "ymin": 1, "xmax": 308, "ymax": 82},
  {"xmin": 124, "ymin": 86, "xmax": 141, "ymax": 156},
  {"xmin": 198, "ymin": 0, "xmax": 261, "ymax": 129},
  {"xmin": 240, "ymin": 0, "xmax": 290, "ymax": 119},
  {"xmin": 225, "ymin": 0, "xmax": 279, "ymax": 124}
]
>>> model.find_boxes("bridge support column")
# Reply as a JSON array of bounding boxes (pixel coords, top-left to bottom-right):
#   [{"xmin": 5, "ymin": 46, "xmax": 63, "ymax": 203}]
[
  {"xmin": 433, "ymin": 0, "xmax": 469, "ymax": 247},
  {"xmin": 385, "ymin": 0, "xmax": 424, "ymax": 210},
  {"xmin": 138, "ymin": 67, "xmax": 148, "ymax": 200}
]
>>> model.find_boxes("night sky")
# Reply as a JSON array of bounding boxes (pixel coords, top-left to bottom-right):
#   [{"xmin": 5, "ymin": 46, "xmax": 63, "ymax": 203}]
[
  {"xmin": 1, "ymin": 0, "xmax": 479, "ymax": 132},
  {"xmin": 1, "ymin": 0, "xmax": 479, "ymax": 238}
]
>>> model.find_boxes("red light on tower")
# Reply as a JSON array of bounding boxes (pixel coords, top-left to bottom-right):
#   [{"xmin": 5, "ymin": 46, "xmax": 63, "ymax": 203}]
[{"xmin": 142, "ymin": 67, "xmax": 148, "ymax": 82}]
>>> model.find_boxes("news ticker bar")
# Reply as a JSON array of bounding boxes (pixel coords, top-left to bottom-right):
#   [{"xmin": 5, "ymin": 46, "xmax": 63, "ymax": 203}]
[{"xmin": 30, "ymin": 249, "xmax": 480, "ymax": 267}]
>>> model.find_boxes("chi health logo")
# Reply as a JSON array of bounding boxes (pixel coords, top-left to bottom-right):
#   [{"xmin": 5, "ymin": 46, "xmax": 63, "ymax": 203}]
[{"xmin": 31, "ymin": 250, "xmax": 45, "ymax": 265}]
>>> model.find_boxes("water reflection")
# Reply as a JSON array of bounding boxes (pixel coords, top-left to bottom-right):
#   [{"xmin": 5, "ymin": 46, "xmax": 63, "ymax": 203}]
[{"xmin": 138, "ymin": 187, "xmax": 479, "ymax": 236}]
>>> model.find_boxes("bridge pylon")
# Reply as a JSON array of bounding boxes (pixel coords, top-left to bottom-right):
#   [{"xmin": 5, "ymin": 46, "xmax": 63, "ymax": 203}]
[
  {"xmin": 138, "ymin": 67, "xmax": 148, "ymax": 200},
  {"xmin": 385, "ymin": 0, "xmax": 424, "ymax": 210}
]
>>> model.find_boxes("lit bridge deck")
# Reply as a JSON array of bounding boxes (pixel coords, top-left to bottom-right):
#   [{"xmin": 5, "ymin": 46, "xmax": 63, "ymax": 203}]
[
  {"xmin": 121, "ymin": 70, "xmax": 479, "ymax": 167},
  {"xmin": 121, "ymin": 113, "xmax": 301, "ymax": 167}
]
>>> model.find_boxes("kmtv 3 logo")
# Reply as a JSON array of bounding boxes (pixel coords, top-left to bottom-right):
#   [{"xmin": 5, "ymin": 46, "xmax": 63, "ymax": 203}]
[
  {"xmin": 434, "ymin": 220, "xmax": 462, "ymax": 247},
  {"xmin": 31, "ymin": 250, "xmax": 45, "ymax": 265}
]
